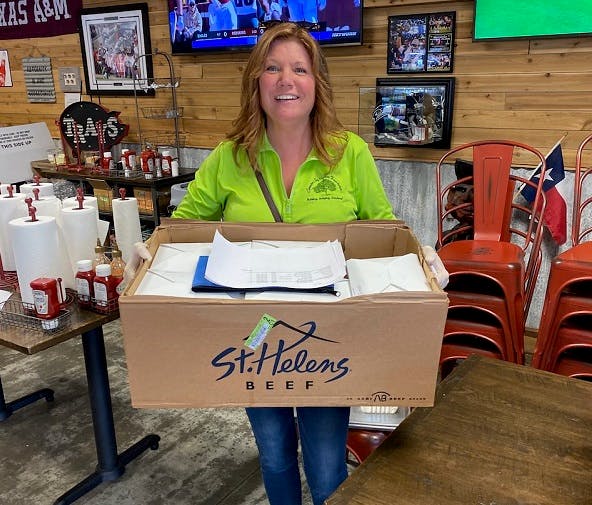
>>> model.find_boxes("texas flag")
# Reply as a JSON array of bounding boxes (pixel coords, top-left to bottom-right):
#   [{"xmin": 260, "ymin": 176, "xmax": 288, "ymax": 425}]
[{"xmin": 520, "ymin": 143, "xmax": 568, "ymax": 245}]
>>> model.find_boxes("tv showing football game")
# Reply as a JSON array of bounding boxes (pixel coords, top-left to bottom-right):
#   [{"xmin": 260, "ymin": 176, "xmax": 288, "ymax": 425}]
[
  {"xmin": 473, "ymin": 0, "xmax": 592, "ymax": 41},
  {"xmin": 168, "ymin": 0, "xmax": 363, "ymax": 54}
]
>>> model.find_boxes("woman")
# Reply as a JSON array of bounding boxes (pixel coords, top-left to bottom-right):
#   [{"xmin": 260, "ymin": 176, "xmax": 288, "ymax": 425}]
[{"xmin": 172, "ymin": 22, "xmax": 395, "ymax": 505}]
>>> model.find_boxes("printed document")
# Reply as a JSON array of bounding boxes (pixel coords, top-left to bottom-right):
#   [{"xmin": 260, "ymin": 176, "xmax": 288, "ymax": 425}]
[{"xmin": 205, "ymin": 230, "xmax": 346, "ymax": 289}]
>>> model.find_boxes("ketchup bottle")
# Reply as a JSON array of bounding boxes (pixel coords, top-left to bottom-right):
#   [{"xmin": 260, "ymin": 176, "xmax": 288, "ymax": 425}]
[
  {"xmin": 75, "ymin": 259, "xmax": 95, "ymax": 307},
  {"xmin": 93, "ymin": 263, "xmax": 117, "ymax": 308}
]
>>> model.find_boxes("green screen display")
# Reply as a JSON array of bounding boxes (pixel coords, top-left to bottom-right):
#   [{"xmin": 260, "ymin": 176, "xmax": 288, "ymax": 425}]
[{"xmin": 474, "ymin": 0, "xmax": 592, "ymax": 40}]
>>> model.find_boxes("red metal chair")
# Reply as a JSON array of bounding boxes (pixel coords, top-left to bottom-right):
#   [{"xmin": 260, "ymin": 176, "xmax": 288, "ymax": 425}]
[
  {"xmin": 436, "ymin": 141, "xmax": 547, "ymax": 365},
  {"xmin": 346, "ymin": 429, "xmax": 390, "ymax": 465},
  {"xmin": 443, "ymin": 305, "xmax": 510, "ymax": 359},
  {"xmin": 537, "ymin": 312, "xmax": 592, "ymax": 375},
  {"xmin": 532, "ymin": 133, "xmax": 592, "ymax": 371}
]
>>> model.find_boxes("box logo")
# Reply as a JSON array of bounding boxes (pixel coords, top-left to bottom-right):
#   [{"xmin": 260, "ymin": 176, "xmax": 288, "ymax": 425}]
[{"xmin": 211, "ymin": 317, "xmax": 350, "ymax": 388}]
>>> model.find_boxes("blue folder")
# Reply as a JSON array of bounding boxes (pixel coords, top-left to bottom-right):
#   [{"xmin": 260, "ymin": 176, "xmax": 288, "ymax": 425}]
[{"xmin": 191, "ymin": 256, "xmax": 337, "ymax": 295}]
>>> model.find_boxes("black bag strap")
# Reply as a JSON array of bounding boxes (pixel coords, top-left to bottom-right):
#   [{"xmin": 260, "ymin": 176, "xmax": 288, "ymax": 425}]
[{"xmin": 255, "ymin": 170, "xmax": 283, "ymax": 223}]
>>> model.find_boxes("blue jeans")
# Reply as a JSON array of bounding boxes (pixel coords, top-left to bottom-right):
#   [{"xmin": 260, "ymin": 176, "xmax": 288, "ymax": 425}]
[{"xmin": 246, "ymin": 406, "xmax": 350, "ymax": 505}]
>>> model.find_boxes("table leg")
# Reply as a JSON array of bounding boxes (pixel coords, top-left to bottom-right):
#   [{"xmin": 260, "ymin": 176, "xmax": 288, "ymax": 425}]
[
  {"xmin": 0, "ymin": 374, "xmax": 54, "ymax": 422},
  {"xmin": 54, "ymin": 326, "xmax": 160, "ymax": 505}
]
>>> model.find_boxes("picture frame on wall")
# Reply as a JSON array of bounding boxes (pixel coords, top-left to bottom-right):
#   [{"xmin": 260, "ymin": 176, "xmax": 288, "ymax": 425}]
[
  {"xmin": 0, "ymin": 50, "xmax": 12, "ymax": 87},
  {"xmin": 374, "ymin": 77, "xmax": 455, "ymax": 149},
  {"xmin": 387, "ymin": 12, "xmax": 455, "ymax": 74},
  {"xmin": 79, "ymin": 3, "xmax": 154, "ymax": 96}
]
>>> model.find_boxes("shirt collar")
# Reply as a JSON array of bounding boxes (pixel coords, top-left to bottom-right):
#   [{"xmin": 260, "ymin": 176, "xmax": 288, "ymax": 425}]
[{"xmin": 260, "ymin": 132, "xmax": 319, "ymax": 162}]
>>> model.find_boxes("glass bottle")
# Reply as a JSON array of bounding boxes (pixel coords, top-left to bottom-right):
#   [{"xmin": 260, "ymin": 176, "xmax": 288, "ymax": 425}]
[
  {"xmin": 110, "ymin": 246, "xmax": 126, "ymax": 294},
  {"xmin": 92, "ymin": 238, "xmax": 111, "ymax": 271}
]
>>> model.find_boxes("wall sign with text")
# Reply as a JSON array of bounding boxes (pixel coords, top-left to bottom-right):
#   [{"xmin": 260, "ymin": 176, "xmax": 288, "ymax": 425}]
[{"xmin": 22, "ymin": 56, "xmax": 56, "ymax": 103}]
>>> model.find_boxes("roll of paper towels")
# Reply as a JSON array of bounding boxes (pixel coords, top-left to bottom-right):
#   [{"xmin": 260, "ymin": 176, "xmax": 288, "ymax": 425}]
[
  {"xmin": 112, "ymin": 197, "xmax": 143, "ymax": 264},
  {"xmin": 62, "ymin": 195, "xmax": 99, "ymax": 222},
  {"xmin": 20, "ymin": 182, "xmax": 55, "ymax": 198},
  {"xmin": 28, "ymin": 196, "xmax": 62, "ymax": 220},
  {"xmin": 9, "ymin": 215, "xmax": 68, "ymax": 305},
  {"xmin": 0, "ymin": 194, "xmax": 28, "ymax": 270},
  {"xmin": 60, "ymin": 206, "xmax": 99, "ymax": 269}
]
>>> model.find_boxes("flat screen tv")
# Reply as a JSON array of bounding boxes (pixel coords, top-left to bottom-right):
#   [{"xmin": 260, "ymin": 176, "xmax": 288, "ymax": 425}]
[
  {"xmin": 168, "ymin": 0, "xmax": 363, "ymax": 55},
  {"xmin": 473, "ymin": 0, "xmax": 592, "ymax": 41}
]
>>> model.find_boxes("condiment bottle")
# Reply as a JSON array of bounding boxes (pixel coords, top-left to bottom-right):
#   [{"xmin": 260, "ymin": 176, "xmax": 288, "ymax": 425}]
[
  {"xmin": 161, "ymin": 150, "xmax": 173, "ymax": 176},
  {"xmin": 127, "ymin": 149, "xmax": 137, "ymax": 170},
  {"xmin": 93, "ymin": 263, "xmax": 117, "ymax": 307},
  {"xmin": 140, "ymin": 146, "xmax": 155, "ymax": 179},
  {"xmin": 92, "ymin": 238, "xmax": 111, "ymax": 271},
  {"xmin": 75, "ymin": 259, "xmax": 95, "ymax": 307},
  {"xmin": 30, "ymin": 277, "xmax": 62, "ymax": 319},
  {"xmin": 171, "ymin": 158, "xmax": 179, "ymax": 177},
  {"xmin": 101, "ymin": 151, "xmax": 114, "ymax": 172},
  {"xmin": 121, "ymin": 149, "xmax": 130, "ymax": 177},
  {"xmin": 110, "ymin": 246, "xmax": 126, "ymax": 294}
]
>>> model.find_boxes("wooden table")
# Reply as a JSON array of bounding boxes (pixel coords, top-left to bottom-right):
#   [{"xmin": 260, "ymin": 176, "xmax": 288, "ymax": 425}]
[
  {"xmin": 328, "ymin": 355, "xmax": 592, "ymax": 505},
  {"xmin": 0, "ymin": 294, "xmax": 160, "ymax": 504}
]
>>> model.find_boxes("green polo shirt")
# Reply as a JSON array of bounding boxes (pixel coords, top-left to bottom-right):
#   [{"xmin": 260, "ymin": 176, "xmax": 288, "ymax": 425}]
[{"xmin": 172, "ymin": 131, "xmax": 395, "ymax": 223}]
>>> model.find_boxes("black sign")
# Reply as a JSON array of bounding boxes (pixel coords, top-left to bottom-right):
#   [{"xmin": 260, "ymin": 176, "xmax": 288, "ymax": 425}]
[{"xmin": 59, "ymin": 101, "xmax": 128, "ymax": 151}]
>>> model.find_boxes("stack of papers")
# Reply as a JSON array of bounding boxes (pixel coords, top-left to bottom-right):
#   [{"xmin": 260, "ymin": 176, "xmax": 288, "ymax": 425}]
[{"xmin": 346, "ymin": 254, "xmax": 430, "ymax": 296}]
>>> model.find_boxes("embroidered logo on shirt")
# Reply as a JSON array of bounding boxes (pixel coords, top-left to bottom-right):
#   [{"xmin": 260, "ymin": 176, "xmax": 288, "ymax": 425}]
[{"xmin": 307, "ymin": 175, "xmax": 343, "ymax": 201}]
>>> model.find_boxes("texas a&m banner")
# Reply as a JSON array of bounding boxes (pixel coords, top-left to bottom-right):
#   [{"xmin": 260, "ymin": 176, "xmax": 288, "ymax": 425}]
[{"xmin": 0, "ymin": 0, "xmax": 82, "ymax": 40}]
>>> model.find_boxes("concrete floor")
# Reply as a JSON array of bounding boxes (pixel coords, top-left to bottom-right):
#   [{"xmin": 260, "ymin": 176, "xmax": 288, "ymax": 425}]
[{"xmin": 0, "ymin": 319, "xmax": 315, "ymax": 505}]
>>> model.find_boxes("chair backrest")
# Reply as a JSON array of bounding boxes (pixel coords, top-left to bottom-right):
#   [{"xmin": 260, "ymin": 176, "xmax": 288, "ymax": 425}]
[
  {"xmin": 436, "ymin": 140, "xmax": 547, "ymax": 314},
  {"xmin": 436, "ymin": 140, "xmax": 547, "ymax": 248},
  {"xmin": 573, "ymin": 133, "xmax": 592, "ymax": 246}
]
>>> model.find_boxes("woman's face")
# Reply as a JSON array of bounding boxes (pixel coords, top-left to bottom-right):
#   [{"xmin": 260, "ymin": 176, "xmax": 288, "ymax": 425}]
[{"xmin": 259, "ymin": 38, "xmax": 316, "ymax": 130}]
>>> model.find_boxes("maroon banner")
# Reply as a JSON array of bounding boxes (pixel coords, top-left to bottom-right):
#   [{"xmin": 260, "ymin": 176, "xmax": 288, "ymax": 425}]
[{"xmin": 0, "ymin": 0, "xmax": 82, "ymax": 40}]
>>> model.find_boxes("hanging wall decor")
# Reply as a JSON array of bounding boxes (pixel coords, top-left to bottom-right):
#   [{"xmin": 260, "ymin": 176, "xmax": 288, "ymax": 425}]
[
  {"xmin": 79, "ymin": 3, "xmax": 154, "ymax": 96},
  {"xmin": 0, "ymin": 50, "xmax": 12, "ymax": 87},
  {"xmin": 387, "ymin": 12, "xmax": 455, "ymax": 74},
  {"xmin": 22, "ymin": 56, "xmax": 56, "ymax": 103},
  {"xmin": 374, "ymin": 77, "xmax": 455, "ymax": 149}
]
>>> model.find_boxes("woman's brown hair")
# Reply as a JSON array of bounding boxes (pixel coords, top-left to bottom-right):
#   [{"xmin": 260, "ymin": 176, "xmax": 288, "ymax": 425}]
[{"xmin": 226, "ymin": 22, "xmax": 346, "ymax": 170}]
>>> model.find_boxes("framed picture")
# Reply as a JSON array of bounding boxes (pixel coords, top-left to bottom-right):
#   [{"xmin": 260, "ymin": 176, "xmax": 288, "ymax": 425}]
[
  {"xmin": 0, "ymin": 50, "xmax": 12, "ymax": 87},
  {"xmin": 374, "ymin": 77, "xmax": 455, "ymax": 149},
  {"xmin": 387, "ymin": 12, "xmax": 455, "ymax": 73},
  {"xmin": 78, "ymin": 3, "xmax": 154, "ymax": 96}
]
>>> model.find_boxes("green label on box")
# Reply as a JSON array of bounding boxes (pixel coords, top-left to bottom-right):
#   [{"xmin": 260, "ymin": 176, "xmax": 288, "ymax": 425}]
[{"xmin": 245, "ymin": 314, "xmax": 277, "ymax": 350}]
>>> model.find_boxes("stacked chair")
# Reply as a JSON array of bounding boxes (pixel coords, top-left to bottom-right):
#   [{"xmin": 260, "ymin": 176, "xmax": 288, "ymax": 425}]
[
  {"xmin": 532, "ymin": 133, "xmax": 592, "ymax": 379},
  {"xmin": 435, "ymin": 140, "xmax": 547, "ymax": 378}
]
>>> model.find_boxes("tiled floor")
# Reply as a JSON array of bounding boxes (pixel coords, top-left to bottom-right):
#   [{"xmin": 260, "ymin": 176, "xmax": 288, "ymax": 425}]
[{"xmin": 0, "ymin": 319, "xmax": 314, "ymax": 505}]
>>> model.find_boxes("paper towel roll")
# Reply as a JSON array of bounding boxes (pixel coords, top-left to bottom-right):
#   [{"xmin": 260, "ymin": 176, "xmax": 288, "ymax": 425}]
[
  {"xmin": 60, "ymin": 206, "xmax": 99, "ymax": 270},
  {"xmin": 28, "ymin": 196, "xmax": 62, "ymax": 220},
  {"xmin": 0, "ymin": 194, "xmax": 28, "ymax": 270},
  {"xmin": 62, "ymin": 195, "xmax": 99, "ymax": 222},
  {"xmin": 112, "ymin": 197, "xmax": 143, "ymax": 264},
  {"xmin": 8, "ymin": 215, "xmax": 67, "ymax": 304},
  {"xmin": 62, "ymin": 195, "xmax": 98, "ymax": 209},
  {"xmin": 19, "ymin": 182, "xmax": 55, "ymax": 198}
]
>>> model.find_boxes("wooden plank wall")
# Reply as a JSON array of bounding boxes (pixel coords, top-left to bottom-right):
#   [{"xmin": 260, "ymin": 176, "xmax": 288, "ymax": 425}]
[{"xmin": 1, "ymin": 0, "xmax": 591, "ymax": 168}]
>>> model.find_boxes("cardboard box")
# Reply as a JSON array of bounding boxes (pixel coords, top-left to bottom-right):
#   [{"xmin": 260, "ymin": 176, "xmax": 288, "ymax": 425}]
[
  {"xmin": 119, "ymin": 221, "xmax": 448, "ymax": 409},
  {"xmin": 133, "ymin": 187, "xmax": 171, "ymax": 215},
  {"xmin": 88, "ymin": 178, "xmax": 114, "ymax": 212}
]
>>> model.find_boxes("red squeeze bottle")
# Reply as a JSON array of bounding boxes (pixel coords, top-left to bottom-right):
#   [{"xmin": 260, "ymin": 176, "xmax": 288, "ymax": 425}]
[
  {"xmin": 93, "ymin": 263, "xmax": 118, "ymax": 308},
  {"xmin": 75, "ymin": 259, "xmax": 95, "ymax": 307}
]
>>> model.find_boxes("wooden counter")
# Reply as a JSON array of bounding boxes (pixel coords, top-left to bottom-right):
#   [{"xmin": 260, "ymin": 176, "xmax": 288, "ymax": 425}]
[{"xmin": 328, "ymin": 355, "xmax": 592, "ymax": 505}]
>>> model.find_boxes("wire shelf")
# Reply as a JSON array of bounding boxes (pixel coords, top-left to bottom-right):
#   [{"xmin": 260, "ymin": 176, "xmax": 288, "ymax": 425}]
[
  {"xmin": 142, "ymin": 107, "xmax": 183, "ymax": 119},
  {"xmin": 0, "ymin": 299, "xmax": 71, "ymax": 333}
]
